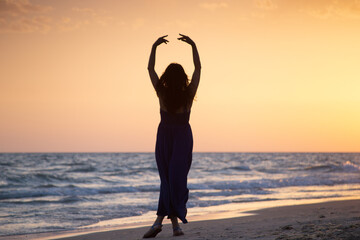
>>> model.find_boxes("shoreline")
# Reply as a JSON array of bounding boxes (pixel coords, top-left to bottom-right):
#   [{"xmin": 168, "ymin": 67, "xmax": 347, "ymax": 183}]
[{"xmin": 3, "ymin": 197, "xmax": 360, "ymax": 240}]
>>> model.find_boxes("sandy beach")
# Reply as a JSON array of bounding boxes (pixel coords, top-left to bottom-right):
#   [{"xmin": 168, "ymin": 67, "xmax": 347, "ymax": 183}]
[{"xmin": 5, "ymin": 199, "xmax": 356, "ymax": 240}]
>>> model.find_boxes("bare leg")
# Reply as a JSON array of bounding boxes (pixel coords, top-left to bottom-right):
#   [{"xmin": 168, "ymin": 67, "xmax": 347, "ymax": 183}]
[
  {"xmin": 170, "ymin": 216, "xmax": 184, "ymax": 236},
  {"xmin": 154, "ymin": 215, "xmax": 164, "ymax": 226},
  {"xmin": 170, "ymin": 216, "xmax": 180, "ymax": 229}
]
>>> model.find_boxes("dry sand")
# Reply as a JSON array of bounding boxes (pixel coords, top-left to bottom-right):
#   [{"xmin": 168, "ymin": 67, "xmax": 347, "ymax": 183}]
[
  {"xmin": 4, "ymin": 199, "xmax": 360, "ymax": 240},
  {"xmin": 53, "ymin": 199, "xmax": 360, "ymax": 240}
]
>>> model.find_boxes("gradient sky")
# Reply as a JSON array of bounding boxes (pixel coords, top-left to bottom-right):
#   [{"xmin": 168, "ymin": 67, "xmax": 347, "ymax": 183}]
[{"xmin": 1, "ymin": 0, "xmax": 360, "ymax": 152}]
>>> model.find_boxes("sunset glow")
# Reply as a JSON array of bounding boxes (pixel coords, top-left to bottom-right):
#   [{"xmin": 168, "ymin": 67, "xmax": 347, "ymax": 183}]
[{"xmin": 1, "ymin": 0, "xmax": 360, "ymax": 152}]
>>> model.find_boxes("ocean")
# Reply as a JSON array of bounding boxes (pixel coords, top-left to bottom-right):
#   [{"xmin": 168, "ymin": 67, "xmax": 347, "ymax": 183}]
[{"xmin": 1, "ymin": 152, "xmax": 360, "ymax": 237}]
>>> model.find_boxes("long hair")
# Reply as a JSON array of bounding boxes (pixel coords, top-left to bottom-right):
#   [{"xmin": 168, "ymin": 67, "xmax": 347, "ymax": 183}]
[{"xmin": 156, "ymin": 63, "xmax": 191, "ymax": 113}]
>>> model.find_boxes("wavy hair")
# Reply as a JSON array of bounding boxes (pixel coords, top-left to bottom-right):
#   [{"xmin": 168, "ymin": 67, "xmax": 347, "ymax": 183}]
[{"xmin": 156, "ymin": 63, "xmax": 192, "ymax": 113}]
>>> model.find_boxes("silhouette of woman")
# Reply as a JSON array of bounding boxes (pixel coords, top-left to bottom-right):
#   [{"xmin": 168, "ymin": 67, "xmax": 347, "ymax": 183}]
[{"xmin": 143, "ymin": 34, "xmax": 201, "ymax": 238}]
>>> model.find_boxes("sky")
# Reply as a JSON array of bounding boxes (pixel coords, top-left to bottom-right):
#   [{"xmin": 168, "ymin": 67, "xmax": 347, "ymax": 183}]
[{"xmin": 1, "ymin": 0, "xmax": 360, "ymax": 152}]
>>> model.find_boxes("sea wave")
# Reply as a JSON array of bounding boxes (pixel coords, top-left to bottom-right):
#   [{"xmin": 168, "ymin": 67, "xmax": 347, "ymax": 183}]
[
  {"xmin": 189, "ymin": 176, "xmax": 360, "ymax": 191},
  {"xmin": 0, "ymin": 183, "xmax": 163, "ymax": 201},
  {"xmin": 1, "ymin": 152, "xmax": 360, "ymax": 236},
  {"xmin": 304, "ymin": 161, "xmax": 360, "ymax": 173}
]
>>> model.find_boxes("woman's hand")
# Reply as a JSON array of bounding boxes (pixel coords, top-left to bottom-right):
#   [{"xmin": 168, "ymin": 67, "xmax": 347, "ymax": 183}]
[
  {"xmin": 177, "ymin": 33, "xmax": 195, "ymax": 46},
  {"xmin": 153, "ymin": 35, "xmax": 169, "ymax": 47}
]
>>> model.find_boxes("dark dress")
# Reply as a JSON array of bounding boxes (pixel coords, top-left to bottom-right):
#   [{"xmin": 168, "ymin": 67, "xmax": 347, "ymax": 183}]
[{"xmin": 155, "ymin": 109, "xmax": 193, "ymax": 223}]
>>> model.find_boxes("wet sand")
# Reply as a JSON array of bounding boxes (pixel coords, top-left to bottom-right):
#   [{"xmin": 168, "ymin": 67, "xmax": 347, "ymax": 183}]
[{"xmin": 42, "ymin": 199, "xmax": 360, "ymax": 240}]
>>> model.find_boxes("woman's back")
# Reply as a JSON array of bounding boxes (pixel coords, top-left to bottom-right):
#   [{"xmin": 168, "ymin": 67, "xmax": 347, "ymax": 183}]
[
  {"xmin": 159, "ymin": 109, "xmax": 190, "ymax": 125},
  {"xmin": 156, "ymin": 63, "xmax": 194, "ymax": 114}
]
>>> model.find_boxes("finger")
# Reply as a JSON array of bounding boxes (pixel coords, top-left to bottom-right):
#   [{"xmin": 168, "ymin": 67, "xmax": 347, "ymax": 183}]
[{"xmin": 180, "ymin": 34, "xmax": 190, "ymax": 39}]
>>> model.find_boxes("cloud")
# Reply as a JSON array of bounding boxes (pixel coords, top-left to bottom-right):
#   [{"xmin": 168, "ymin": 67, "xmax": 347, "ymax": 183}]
[
  {"xmin": 255, "ymin": 0, "xmax": 278, "ymax": 11},
  {"xmin": 0, "ymin": 0, "xmax": 52, "ymax": 33},
  {"xmin": 0, "ymin": 0, "xmax": 52, "ymax": 16},
  {"xmin": 303, "ymin": 0, "xmax": 360, "ymax": 19},
  {"xmin": 72, "ymin": 7, "xmax": 96, "ymax": 15},
  {"xmin": 0, "ymin": 15, "xmax": 51, "ymax": 33},
  {"xmin": 65, "ymin": 7, "xmax": 116, "ymax": 29},
  {"xmin": 56, "ymin": 17, "xmax": 89, "ymax": 32},
  {"xmin": 250, "ymin": 0, "xmax": 277, "ymax": 19},
  {"xmin": 304, "ymin": 6, "xmax": 333, "ymax": 19},
  {"xmin": 199, "ymin": 2, "xmax": 228, "ymax": 11},
  {"xmin": 0, "ymin": 3, "xmax": 122, "ymax": 33}
]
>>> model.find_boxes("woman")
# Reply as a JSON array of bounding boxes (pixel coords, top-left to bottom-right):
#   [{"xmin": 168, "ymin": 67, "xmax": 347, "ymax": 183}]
[{"xmin": 143, "ymin": 34, "xmax": 201, "ymax": 238}]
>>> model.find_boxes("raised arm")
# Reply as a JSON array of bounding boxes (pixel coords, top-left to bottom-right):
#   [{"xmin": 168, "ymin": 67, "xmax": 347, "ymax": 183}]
[
  {"xmin": 148, "ymin": 35, "xmax": 168, "ymax": 89},
  {"xmin": 178, "ymin": 34, "xmax": 201, "ymax": 97}
]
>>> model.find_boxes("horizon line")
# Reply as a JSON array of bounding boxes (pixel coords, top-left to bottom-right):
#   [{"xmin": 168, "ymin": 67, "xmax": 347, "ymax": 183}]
[{"xmin": 1, "ymin": 151, "xmax": 360, "ymax": 154}]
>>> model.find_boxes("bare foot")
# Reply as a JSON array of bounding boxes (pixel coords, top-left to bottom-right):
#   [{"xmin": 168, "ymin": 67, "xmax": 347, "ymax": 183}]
[
  {"xmin": 173, "ymin": 226, "xmax": 184, "ymax": 236},
  {"xmin": 143, "ymin": 224, "xmax": 162, "ymax": 238}
]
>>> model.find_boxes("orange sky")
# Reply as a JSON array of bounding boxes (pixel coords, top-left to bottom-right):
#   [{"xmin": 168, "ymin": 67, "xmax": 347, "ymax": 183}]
[{"xmin": 1, "ymin": 0, "xmax": 360, "ymax": 152}]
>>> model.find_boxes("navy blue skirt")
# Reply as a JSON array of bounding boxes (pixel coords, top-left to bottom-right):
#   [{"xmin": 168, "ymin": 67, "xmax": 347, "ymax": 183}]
[{"xmin": 155, "ymin": 110, "xmax": 193, "ymax": 223}]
